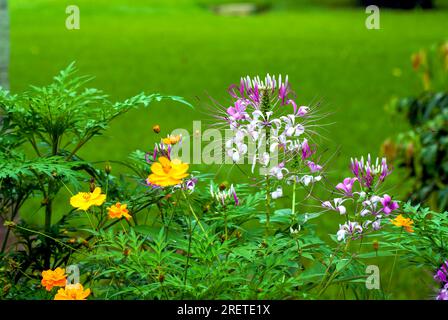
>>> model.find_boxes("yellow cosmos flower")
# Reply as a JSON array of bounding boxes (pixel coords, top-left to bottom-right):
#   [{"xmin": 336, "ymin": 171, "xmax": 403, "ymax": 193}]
[
  {"xmin": 70, "ymin": 187, "xmax": 106, "ymax": 211},
  {"xmin": 162, "ymin": 134, "xmax": 181, "ymax": 145},
  {"xmin": 41, "ymin": 268, "xmax": 67, "ymax": 291},
  {"xmin": 391, "ymin": 214, "xmax": 414, "ymax": 233},
  {"xmin": 147, "ymin": 156, "xmax": 189, "ymax": 187},
  {"xmin": 54, "ymin": 283, "xmax": 91, "ymax": 300},
  {"xmin": 107, "ymin": 202, "xmax": 131, "ymax": 221}
]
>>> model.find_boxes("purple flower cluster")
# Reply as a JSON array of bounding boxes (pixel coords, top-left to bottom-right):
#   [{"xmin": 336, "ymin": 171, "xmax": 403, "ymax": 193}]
[
  {"xmin": 210, "ymin": 183, "xmax": 239, "ymax": 206},
  {"xmin": 223, "ymin": 75, "xmax": 323, "ymax": 189},
  {"xmin": 228, "ymin": 75, "xmax": 300, "ymax": 113},
  {"xmin": 322, "ymin": 156, "xmax": 399, "ymax": 242},
  {"xmin": 350, "ymin": 154, "xmax": 391, "ymax": 189},
  {"xmin": 434, "ymin": 261, "xmax": 448, "ymax": 300}
]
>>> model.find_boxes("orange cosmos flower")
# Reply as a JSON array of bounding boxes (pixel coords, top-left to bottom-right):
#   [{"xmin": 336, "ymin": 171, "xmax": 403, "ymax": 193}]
[
  {"xmin": 147, "ymin": 156, "xmax": 189, "ymax": 187},
  {"xmin": 70, "ymin": 187, "xmax": 106, "ymax": 211},
  {"xmin": 162, "ymin": 134, "xmax": 181, "ymax": 145},
  {"xmin": 107, "ymin": 202, "xmax": 132, "ymax": 221},
  {"xmin": 391, "ymin": 214, "xmax": 414, "ymax": 233},
  {"xmin": 54, "ymin": 283, "xmax": 91, "ymax": 300},
  {"xmin": 41, "ymin": 268, "xmax": 67, "ymax": 291}
]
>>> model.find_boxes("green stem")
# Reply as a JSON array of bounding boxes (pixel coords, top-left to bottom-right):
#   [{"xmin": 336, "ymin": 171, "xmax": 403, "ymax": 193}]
[
  {"xmin": 1, "ymin": 228, "xmax": 11, "ymax": 253},
  {"xmin": 14, "ymin": 225, "xmax": 85, "ymax": 255},
  {"xmin": 181, "ymin": 190, "xmax": 207, "ymax": 238},
  {"xmin": 388, "ymin": 228, "xmax": 403, "ymax": 293},
  {"xmin": 84, "ymin": 211, "xmax": 96, "ymax": 231},
  {"xmin": 224, "ymin": 211, "xmax": 228, "ymax": 241},
  {"xmin": 183, "ymin": 212, "xmax": 193, "ymax": 294},
  {"xmin": 291, "ymin": 179, "xmax": 297, "ymax": 220},
  {"xmin": 265, "ymin": 175, "xmax": 271, "ymax": 236}
]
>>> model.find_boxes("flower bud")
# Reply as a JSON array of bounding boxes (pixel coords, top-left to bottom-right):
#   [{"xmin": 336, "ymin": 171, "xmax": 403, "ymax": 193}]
[
  {"xmin": 152, "ymin": 124, "xmax": 161, "ymax": 134},
  {"xmin": 105, "ymin": 163, "xmax": 112, "ymax": 175},
  {"xmin": 89, "ymin": 178, "xmax": 96, "ymax": 192},
  {"xmin": 219, "ymin": 182, "xmax": 228, "ymax": 191},
  {"xmin": 3, "ymin": 221, "xmax": 16, "ymax": 229},
  {"xmin": 372, "ymin": 240, "xmax": 379, "ymax": 251}
]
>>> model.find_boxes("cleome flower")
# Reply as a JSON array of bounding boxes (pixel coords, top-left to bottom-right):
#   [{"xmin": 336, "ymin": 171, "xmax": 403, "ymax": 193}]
[
  {"xmin": 70, "ymin": 187, "xmax": 106, "ymax": 211},
  {"xmin": 391, "ymin": 214, "xmax": 414, "ymax": 233},
  {"xmin": 221, "ymin": 74, "xmax": 322, "ymax": 186},
  {"xmin": 210, "ymin": 183, "xmax": 239, "ymax": 206},
  {"xmin": 184, "ymin": 177, "xmax": 198, "ymax": 193},
  {"xmin": 337, "ymin": 221, "xmax": 363, "ymax": 242},
  {"xmin": 436, "ymin": 284, "xmax": 448, "ymax": 300},
  {"xmin": 360, "ymin": 195, "xmax": 382, "ymax": 217},
  {"xmin": 271, "ymin": 186, "xmax": 283, "ymax": 200},
  {"xmin": 41, "ymin": 268, "xmax": 67, "ymax": 291},
  {"xmin": 107, "ymin": 202, "xmax": 131, "ymax": 221},
  {"xmin": 147, "ymin": 156, "xmax": 189, "ymax": 187},
  {"xmin": 322, "ymin": 198, "xmax": 347, "ymax": 215},
  {"xmin": 434, "ymin": 261, "xmax": 448, "ymax": 300},
  {"xmin": 336, "ymin": 177, "xmax": 357, "ymax": 196},
  {"xmin": 434, "ymin": 260, "xmax": 448, "ymax": 284},
  {"xmin": 380, "ymin": 194, "xmax": 399, "ymax": 215},
  {"xmin": 54, "ymin": 283, "xmax": 91, "ymax": 300},
  {"xmin": 306, "ymin": 161, "xmax": 322, "ymax": 173},
  {"xmin": 350, "ymin": 154, "xmax": 391, "ymax": 189}
]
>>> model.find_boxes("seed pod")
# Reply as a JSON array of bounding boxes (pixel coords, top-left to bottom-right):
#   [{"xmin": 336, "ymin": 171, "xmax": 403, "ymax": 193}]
[
  {"xmin": 3, "ymin": 221, "xmax": 16, "ymax": 229},
  {"xmin": 153, "ymin": 124, "xmax": 161, "ymax": 134},
  {"xmin": 373, "ymin": 240, "xmax": 379, "ymax": 251},
  {"xmin": 105, "ymin": 162, "xmax": 112, "ymax": 175},
  {"xmin": 89, "ymin": 178, "xmax": 96, "ymax": 192},
  {"xmin": 219, "ymin": 182, "xmax": 228, "ymax": 191}
]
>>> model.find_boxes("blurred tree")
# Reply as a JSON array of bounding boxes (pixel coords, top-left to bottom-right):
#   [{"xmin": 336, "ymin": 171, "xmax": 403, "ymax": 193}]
[
  {"xmin": 0, "ymin": 0, "xmax": 9, "ymax": 253},
  {"xmin": 0, "ymin": 0, "xmax": 9, "ymax": 89},
  {"xmin": 384, "ymin": 42, "xmax": 448, "ymax": 211},
  {"xmin": 358, "ymin": 0, "xmax": 434, "ymax": 9}
]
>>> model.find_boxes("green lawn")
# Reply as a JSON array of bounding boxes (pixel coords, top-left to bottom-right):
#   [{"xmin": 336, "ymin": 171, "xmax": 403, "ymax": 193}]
[
  {"xmin": 10, "ymin": 1, "xmax": 448, "ymax": 174},
  {"xmin": 8, "ymin": 0, "xmax": 448, "ymax": 299}
]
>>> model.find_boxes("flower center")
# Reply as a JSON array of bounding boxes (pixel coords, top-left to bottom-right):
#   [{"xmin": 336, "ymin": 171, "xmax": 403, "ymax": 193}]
[
  {"xmin": 162, "ymin": 162, "xmax": 172, "ymax": 174},
  {"xmin": 82, "ymin": 193, "xmax": 91, "ymax": 201}
]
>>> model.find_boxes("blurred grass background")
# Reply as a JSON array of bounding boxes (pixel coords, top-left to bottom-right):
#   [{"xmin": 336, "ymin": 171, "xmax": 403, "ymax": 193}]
[{"xmin": 8, "ymin": 0, "xmax": 448, "ymax": 298}]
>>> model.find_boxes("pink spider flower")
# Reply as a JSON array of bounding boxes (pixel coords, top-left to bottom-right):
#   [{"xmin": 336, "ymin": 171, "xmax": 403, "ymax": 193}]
[
  {"xmin": 380, "ymin": 194, "xmax": 399, "ymax": 215},
  {"xmin": 336, "ymin": 177, "xmax": 357, "ymax": 196}
]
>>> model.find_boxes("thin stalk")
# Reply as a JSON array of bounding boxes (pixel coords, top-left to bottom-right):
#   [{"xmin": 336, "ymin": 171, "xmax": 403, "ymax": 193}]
[
  {"xmin": 224, "ymin": 210, "xmax": 228, "ymax": 241},
  {"xmin": 14, "ymin": 225, "xmax": 85, "ymax": 255},
  {"xmin": 183, "ymin": 212, "xmax": 193, "ymax": 292},
  {"xmin": 388, "ymin": 228, "xmax": 403, "ymax": 293},
  {"xmin": 291, "ymin": 179, "xmax": 297, "ymax": 219},
  {"xmin": 181, "ymin": 189, "xmax": 207, "ymax": 238},
  {"xmin": 265, "ymin": 175, "xmax": 271, "ymax": 236}
]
